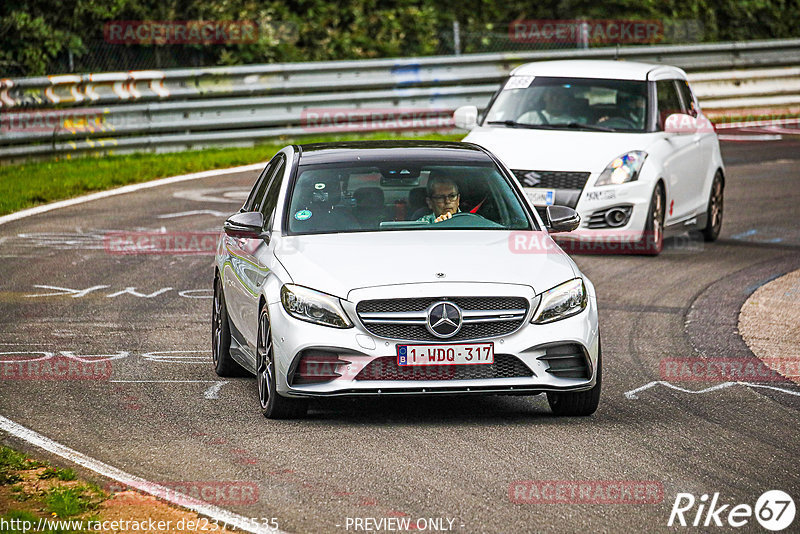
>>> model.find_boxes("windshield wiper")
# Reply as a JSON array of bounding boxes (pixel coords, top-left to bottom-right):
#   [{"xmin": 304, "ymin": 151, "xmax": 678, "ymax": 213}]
[
  {"xmin": 549, "ymin": 122, "xmax": 616, "ymax": 132},
  {"xmin": 485, "ymin": 120, "xmax": 541, "ymax": 129}
]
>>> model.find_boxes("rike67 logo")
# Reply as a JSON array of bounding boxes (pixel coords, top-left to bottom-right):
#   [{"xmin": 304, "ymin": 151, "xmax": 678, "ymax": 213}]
[{"xmin": 668, "ymin": 490, "xmax": 795, "ymax": 531}]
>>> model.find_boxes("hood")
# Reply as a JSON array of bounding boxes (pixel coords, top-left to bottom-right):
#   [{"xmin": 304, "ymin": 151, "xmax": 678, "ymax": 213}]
[
  {"xmin": 275, "ymin": 230, "xmax": 577, "ymax": 300},
  {"xmin": 465, "ymin": 126, "xmax": 660, "ymax": 174}
]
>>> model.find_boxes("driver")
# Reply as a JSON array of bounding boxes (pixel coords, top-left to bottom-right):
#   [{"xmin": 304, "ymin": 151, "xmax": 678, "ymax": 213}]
[
  {"xmin": 523, "ymin": 87, "xmax": 582, "ymax": 125},
  {"xmin": 417, "ymin": 176, "xmax": 461, "ymax": 223},
  {"xmin": 599, "ymin": 93, "xmax": 646, "ymax": 128}
]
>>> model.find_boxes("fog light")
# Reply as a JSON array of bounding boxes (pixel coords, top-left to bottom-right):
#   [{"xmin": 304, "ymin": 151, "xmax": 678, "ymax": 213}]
[{"xmin": 604, "ymin": 207, "xmax": 631, "ymax": 227}]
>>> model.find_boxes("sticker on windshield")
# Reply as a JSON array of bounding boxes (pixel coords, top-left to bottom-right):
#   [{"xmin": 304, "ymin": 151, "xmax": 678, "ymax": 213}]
[
  {"xmin": 504, "ymin": 76, "xmax": 534, "ymax": 90},
  {"xmin": 314, "ymin": 183, "xmax": 326, "ymax": 190},
  {"xmin": 294, "ymin": 210, "xmax": 312, "ymax": 221}
]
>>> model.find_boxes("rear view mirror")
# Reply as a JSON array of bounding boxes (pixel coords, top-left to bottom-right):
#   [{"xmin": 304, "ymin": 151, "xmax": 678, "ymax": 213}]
[
  {"xmin": 224, "ymin": 211, "xmax": 265, "ymax": 239},
  {"xmin": 454, "ymin": 105, "xmax": 478, "ymax": 130},
  {"xmin": 546, "ymin": 205, "xmax": 580, "ymax": 233}
]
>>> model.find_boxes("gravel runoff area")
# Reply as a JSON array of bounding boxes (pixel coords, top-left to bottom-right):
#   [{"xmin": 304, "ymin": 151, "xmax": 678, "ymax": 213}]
[{"xmin": 739, "ymin": 268, "xmax": 800, "ymax": 384}]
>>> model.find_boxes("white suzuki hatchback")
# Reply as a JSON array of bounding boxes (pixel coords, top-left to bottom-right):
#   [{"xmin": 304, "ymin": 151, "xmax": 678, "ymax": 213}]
[{"xmin": 455, "ymin": 60, "xmax": 725, "ymax": 254}]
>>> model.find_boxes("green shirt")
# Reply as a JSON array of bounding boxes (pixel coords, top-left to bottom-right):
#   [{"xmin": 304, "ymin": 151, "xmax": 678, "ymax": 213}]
[{"xmin": 417, "ymin": 209, "xmax": 460, "ymax": 224}]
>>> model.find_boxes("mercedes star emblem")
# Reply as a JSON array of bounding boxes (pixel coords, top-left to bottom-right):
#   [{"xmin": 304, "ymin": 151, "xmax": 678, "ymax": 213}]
[{"xmin": 426, "ymin": 301, "xmax": 463, "ymax": 338}]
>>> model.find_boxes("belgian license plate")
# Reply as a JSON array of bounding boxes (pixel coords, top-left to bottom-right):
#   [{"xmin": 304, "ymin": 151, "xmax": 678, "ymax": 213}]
[
  {"xmin": 525, "ymin": 188, "xmax": 556, "ymax": 206},
  {"xmin": 397, "ymin": 343, "xmax": 494, "ymax": 366}
]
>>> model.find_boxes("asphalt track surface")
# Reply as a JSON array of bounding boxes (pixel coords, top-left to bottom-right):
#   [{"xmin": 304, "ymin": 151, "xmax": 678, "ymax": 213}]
[{"xmin": 1, "ymin": 139, "xmax": 799, "ymax": 533}]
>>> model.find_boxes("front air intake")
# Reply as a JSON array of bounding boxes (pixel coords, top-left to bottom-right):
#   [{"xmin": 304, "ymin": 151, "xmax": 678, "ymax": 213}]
[{"xmin": 537, "ymin": 344, "xmax": 590, "ymax": 379}]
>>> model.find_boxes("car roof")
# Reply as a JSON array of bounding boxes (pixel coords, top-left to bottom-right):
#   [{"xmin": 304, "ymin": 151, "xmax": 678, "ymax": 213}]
[
  {"xmin": 510, "ymin": 59, "xmax": 686, "ymax": 81},
  {"xmin": 296, "ymin": 140, "xmax": 496, "ymax": 165}
]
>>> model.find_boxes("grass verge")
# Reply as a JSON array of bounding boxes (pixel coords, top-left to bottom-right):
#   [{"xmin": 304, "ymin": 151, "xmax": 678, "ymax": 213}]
[
  {"xmin": 0, "ymin": 445, "xmax": 237, "ymax": 533},
  {"xmin": 0, "ymin": 132, "xmax": 462, "ymax": 217}
]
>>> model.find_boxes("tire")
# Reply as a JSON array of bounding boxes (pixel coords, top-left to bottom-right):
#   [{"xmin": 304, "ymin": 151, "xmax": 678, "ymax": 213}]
[
  {"xmin": 701, "ymin": 171, "xmax": 724, "ymax": 242},
  {"xmin": 256, "ymin": 304, "xmax": 308, "ymax": 419},
  {"xmin": 639, "ymin": 183, "xmax": 665, "ymax": 255},
  {"xmin": 212, "ymin": 275, "xmax": 247, "ymax": 377},
  {"xmin": 546, "ymin": 342, "xmax": 602, "ymax": 416}
]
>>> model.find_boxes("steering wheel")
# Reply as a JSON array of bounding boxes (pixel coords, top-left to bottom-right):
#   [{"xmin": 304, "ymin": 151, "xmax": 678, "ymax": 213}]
[
  {"xmin": 598, "ymin": 117, "xmax": 636, "ymax": 129},
  {"xmin": 433, "ymin": 211, "xmax": 503, "ymax": 229},
  {"xmin": 450, "ymin": 212, "xmax": 482, "ymax": 220}
]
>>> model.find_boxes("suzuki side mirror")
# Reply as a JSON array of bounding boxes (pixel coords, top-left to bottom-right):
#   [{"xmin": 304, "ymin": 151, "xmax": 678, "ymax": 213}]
[
  {"xmin": 664, "ymin": 113, "xmax": 698, "ymax": 135},
  {"xmin": 453, "ymin": 105, "xmax": 478, "ymax": 130}
]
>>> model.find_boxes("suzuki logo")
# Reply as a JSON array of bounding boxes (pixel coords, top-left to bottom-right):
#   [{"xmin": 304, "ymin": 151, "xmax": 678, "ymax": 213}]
[
  {"xmin": 523, "ymin": 171, "xmax": 542, "ymax": 187},
  {"xmin": 426, "ymin": 301, "xmax": 463, "ymax": 338}
]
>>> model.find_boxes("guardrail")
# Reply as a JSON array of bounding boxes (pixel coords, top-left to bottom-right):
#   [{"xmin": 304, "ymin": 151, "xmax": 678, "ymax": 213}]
[{"xmin": 2, "ymin": 38, "xmax": 800, "ymax": 161}]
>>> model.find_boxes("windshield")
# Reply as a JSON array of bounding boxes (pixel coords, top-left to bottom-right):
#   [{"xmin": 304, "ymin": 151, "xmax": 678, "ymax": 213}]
[
  {"xmin": 484, "ymin": 76, "xmax": 649, "ymax": 132},
  {"xmin": 286, "ymin": 161, "xmax": 534, "ymax": 234}
]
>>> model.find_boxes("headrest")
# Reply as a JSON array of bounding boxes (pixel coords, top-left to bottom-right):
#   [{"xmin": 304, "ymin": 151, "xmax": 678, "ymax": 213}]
[{"xmin": 354, "ymin": 187, "xmax": 384, "ymax": 208}]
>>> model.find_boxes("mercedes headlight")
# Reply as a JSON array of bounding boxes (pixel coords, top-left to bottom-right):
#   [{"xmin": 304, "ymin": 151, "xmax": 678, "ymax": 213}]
[
  {"xmin": 280, "ymin": 284, "xmax": 352, "ymax": 328},
  {"xmin": 595, "ymin": 151, "xmax": 647, "ymax": 186},
  {"xmin": 531, "ymin": 278, "xmax": 588, "ymax": 324}
]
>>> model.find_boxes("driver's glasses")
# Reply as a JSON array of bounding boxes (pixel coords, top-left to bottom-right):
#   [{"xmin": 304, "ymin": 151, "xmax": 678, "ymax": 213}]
[{"xmin": 430, "ymin": 193, "xmax": 459, "ymax": 203}]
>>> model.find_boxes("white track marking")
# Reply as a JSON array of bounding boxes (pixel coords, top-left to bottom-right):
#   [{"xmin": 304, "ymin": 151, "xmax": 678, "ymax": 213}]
[
  {"xmin": 0, "ymin": 415, "xmax": 281, "ymax": 534},
  {"xmin": 25, "ymin": 284, "xmax": 110, "ymax": 298},
  {"xmin": 110, "ymin": 380, "xmax": 220, "ymax": 383},
  {"xmin": 203, "ymin": 381, "xmax": 228, "ymax": 399},
  {"xmin": 0, "ymin": 163, "xmax": 263, "ymax": 227},
  {"xmin": 141, "ymin": 350, "xmax": 209, "ymax": 364},
  {"xmin": 172, "ymin": 188, "xmax": 250, "ymax": 204},
  {"xmin": 105, "ymin": 287, "xmax": 173, "ymax": 299},
  {"xmin": 0, "ymin": 352, "xmax": 53, "ymax": 363},
  {"xmin": 625, "ymin": 380, "xmax": 800, "ymax": 399},
  {"xmin": 157, "ymin": 210, "xmax": 228, "ymax": 219},
  {"xmin": 59, "ymin": 351, "xmax": 130, "ymax": 362}
]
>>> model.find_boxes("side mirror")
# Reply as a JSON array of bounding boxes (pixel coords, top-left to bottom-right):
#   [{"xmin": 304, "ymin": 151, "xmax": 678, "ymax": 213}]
[
  {"xmin": 223, "ymin": 211, "xmax": 265, "ymax": 239},
  {"xmin": 546, "ymin": 205, "xmax": 580, "ymax": 233},
  {"xmin": 664, "ymin": 113, "xmax": 697, "ymax": 135},
  {"xmin": 453, "ymin": 105, "xmax": 478, "ymax": 130}
]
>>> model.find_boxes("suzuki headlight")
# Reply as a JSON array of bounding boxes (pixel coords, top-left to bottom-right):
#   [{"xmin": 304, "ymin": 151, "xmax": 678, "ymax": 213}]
[
  {"xmin": 531, "ymin": 278, "xmax": 587, "ymax": 324},
  {"xmin": 595, "ymin": 151, "xmax": 647, "ymax": 186},
  {"xmin": 280, "ymin": 284, "xmax": 352, "ymax": 328}
]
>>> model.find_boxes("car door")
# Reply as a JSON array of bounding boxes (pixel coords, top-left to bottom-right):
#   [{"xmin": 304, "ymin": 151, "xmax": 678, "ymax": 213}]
[
  {"xmin": 237, "ymin": 154, "xmax": 287, "ymax": 355},
  {"xmin": 655, "ymin": 78, "xmax": 699, "ymax": 222},
  {"xmin": 676, "ymin": 78, "xmax": 714, "ymax": 217},
  {"xmin": 224, "ymin": 155, "xmax": 284, "ymax": 352}
]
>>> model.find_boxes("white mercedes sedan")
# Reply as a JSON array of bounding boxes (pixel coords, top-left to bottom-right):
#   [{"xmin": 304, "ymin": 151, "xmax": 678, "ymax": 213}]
[
  {"xmin": 213, "ymin": 141, "xmax": 601, "ymax": 418},
  {"xmin": 455, "ymin": 59, "xmax": 725, "ymax": 254}
]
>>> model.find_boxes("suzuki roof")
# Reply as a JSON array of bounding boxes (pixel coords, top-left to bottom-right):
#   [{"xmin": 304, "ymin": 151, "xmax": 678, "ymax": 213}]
[{"xmin": 510, "ymin": 59, "xmax": 686, "ymax": 81}]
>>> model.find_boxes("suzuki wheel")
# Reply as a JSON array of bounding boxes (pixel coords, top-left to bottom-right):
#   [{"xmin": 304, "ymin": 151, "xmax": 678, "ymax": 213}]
[{"xmin": 702, "ymin": 171, "xmax": 724, "ymax": 242}]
